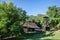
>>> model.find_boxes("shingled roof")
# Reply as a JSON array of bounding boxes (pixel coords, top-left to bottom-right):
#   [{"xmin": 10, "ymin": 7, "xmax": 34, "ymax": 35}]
[{"xmin": 23, "ymin": 22, "xmax": 39, "ymax": 28}]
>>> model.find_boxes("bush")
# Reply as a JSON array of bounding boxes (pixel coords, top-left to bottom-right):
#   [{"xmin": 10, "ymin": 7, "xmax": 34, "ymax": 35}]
[{"xmin": 57, "ymin": 23, "xmax": 60, "ymax": 29}]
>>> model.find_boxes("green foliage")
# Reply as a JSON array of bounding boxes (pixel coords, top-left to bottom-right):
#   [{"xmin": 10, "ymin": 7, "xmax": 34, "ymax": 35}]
[
  {"xmin": 26, "ymin": 14, "xmax": 44, "ymax": 28},
  {"xmin": 57, "ymin": 23, "xmax": 60, "ymax": 29},
  {"xmin": 47, "ymin": 6, "xmax": 60, "ymax": 18},
  {"xmin": 47, "ymin": 6, "xmax": 60, "ymax": 28},
  {"xmin": 48, "ymin": 18, "xmax": 58, "ymax": 28},
  {"xmin": 0, "ymin": 2, "xmax": 27, "ymax": 37}
]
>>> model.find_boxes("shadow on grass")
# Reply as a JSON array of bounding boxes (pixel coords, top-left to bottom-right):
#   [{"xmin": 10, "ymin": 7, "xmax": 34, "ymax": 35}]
[{"xmin": 17, "ymin": 31, "xmax": 55, "ymax": 40}]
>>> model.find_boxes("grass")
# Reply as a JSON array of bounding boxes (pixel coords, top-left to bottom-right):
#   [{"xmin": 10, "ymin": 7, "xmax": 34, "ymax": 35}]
[
  {"xmin": 41, "ymin": 30, "xmax": 60, "ymax": 39},
  {"xmin": 8, "ymin": 30, "xmax": 60, "ymax": 40}
]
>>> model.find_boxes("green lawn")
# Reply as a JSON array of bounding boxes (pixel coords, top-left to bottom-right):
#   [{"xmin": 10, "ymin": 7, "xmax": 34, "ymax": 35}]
[
  {"xmin": 10, "ymin": 30, "xmax": 60, "ymax": 40},
  {"xmin": 41, "ymin": 30, "xmax": 60, "ymax": 39}
]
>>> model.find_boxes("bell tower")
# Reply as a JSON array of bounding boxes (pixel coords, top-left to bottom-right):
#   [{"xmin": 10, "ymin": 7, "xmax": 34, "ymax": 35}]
[{"xmin": 43, "ymin": 15, "xmax": 49, "ymax": 31}]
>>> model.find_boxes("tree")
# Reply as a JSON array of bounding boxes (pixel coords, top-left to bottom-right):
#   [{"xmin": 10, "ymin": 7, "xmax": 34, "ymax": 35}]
[
  {"xmin": 47, "ymin": 6, "xmax": 57, "ymax": 17},
  {"xmin": 0, "ymin": 2, "xmax": 27, "ymax": 39},
  {"xmin": 26, "ymin": 14, "xmax": 44, "ymax": 28},
  {"xmin": 47, "ymin": 6, "xmax": 60, "ymax": 28}
]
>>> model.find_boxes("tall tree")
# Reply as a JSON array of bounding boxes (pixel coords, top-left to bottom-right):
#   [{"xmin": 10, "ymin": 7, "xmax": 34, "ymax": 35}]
[
  {"xmin": 47, "ymin": 6, "xmax": 60, "ymax": 28},
  {"xmin": 0, "ymin": 2, "xmax": 27, "ymax": 39}
]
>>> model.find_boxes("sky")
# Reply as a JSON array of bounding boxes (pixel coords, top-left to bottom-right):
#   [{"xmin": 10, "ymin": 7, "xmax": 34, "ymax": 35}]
[{"xmin": 0, "ymin": 0, "xmax": 60, "ymax": 16}]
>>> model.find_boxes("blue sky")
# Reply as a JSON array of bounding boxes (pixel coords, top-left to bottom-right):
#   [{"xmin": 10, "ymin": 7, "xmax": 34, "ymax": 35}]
[{"xmin": 0, "ymin": 0, "xmax": 60, "ymax": 16}]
